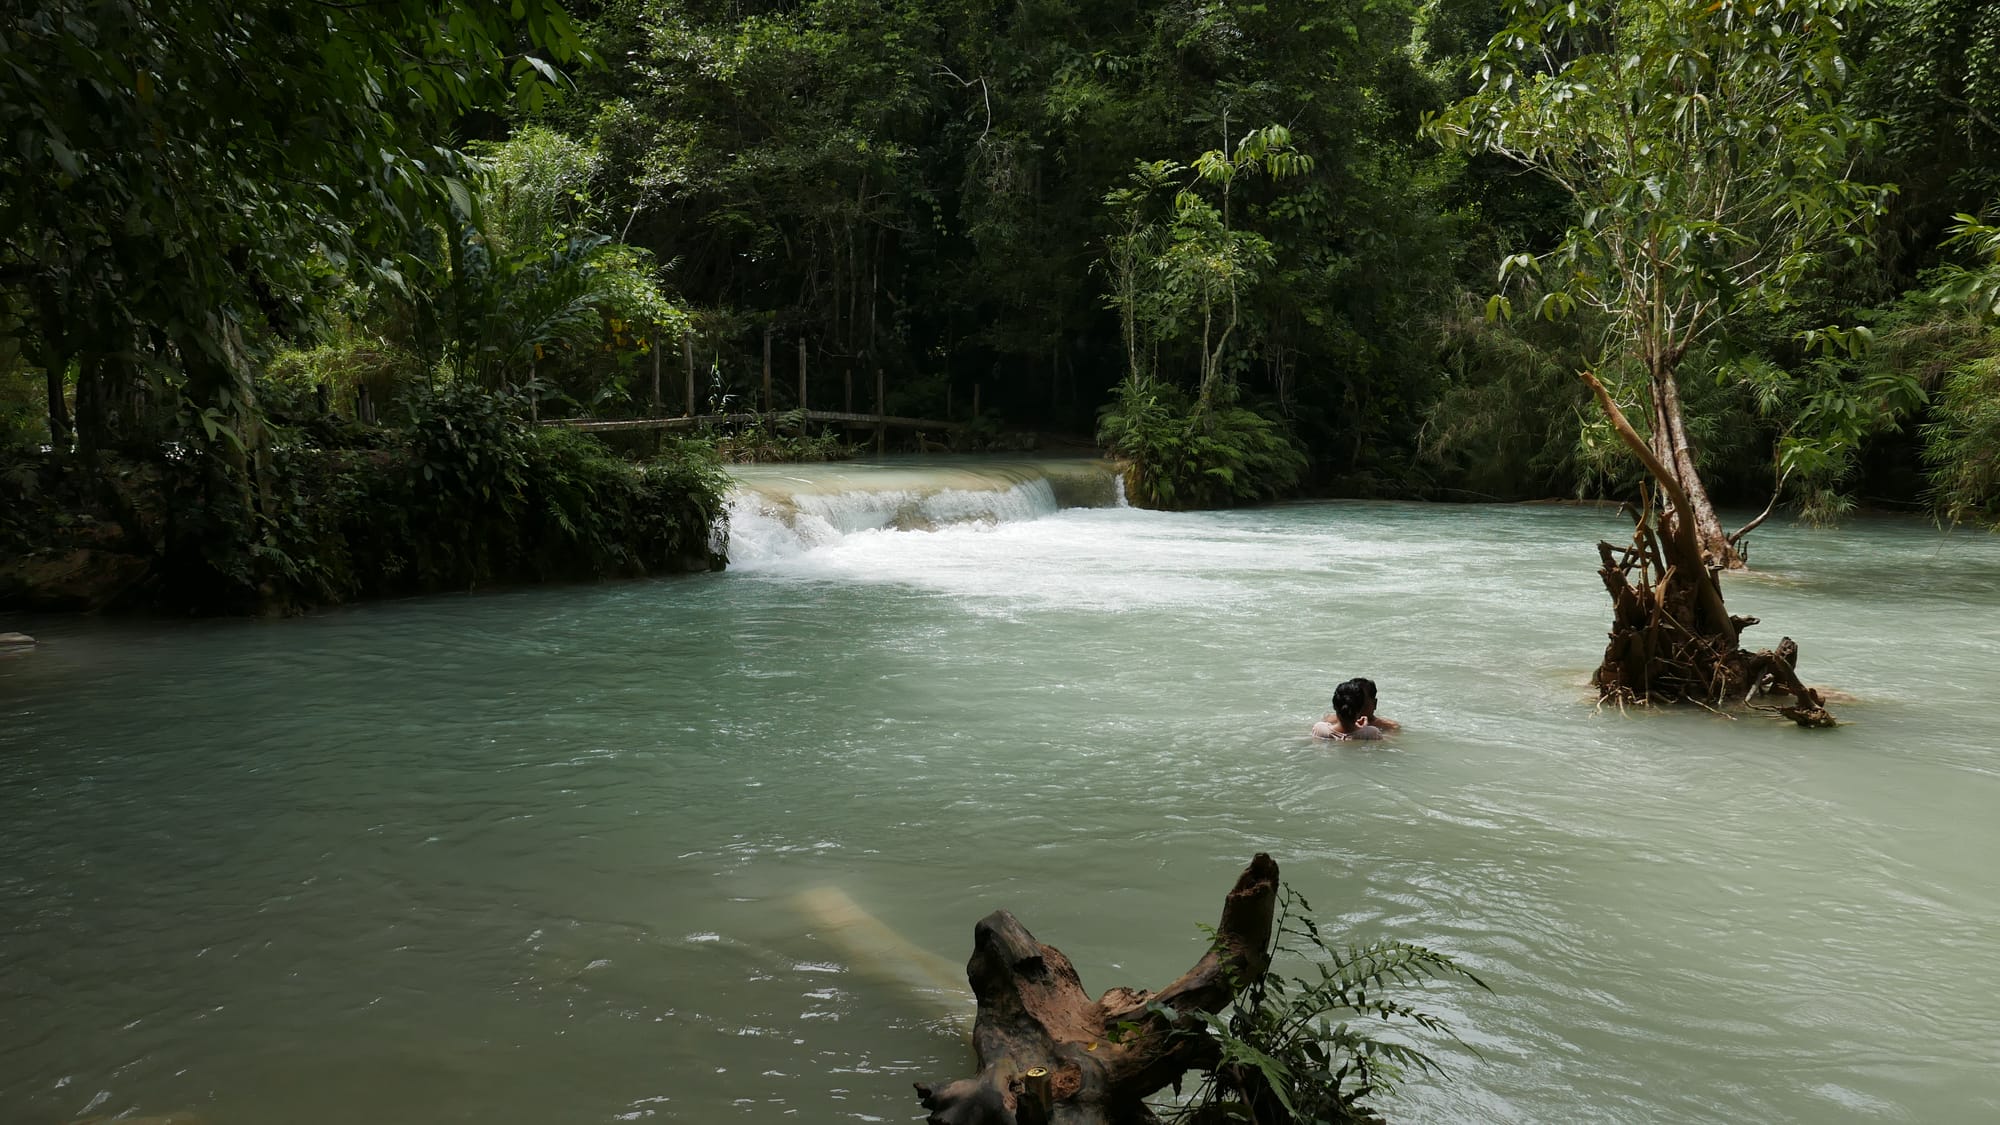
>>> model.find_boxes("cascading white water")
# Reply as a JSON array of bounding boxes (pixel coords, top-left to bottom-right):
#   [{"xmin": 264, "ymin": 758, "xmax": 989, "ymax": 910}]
[{"xmin": 723, "ymin": 456, "xmax": 1127, "ymax": 568}]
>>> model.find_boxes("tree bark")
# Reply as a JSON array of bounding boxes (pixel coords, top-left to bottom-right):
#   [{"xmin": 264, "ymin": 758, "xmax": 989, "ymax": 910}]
[
  {"xmin": 1656, "ymin": 362, "xmax": 1740, "ymax": 569},
  {"xmin": 915, "ymin": 854, "xmax": 1281, "ymax": 1125}
]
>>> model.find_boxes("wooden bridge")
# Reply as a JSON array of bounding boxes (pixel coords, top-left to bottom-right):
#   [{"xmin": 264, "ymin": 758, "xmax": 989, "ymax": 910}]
[{"xmin": 545, "ymin": 331, "xmax": 981, "ymax": 449}]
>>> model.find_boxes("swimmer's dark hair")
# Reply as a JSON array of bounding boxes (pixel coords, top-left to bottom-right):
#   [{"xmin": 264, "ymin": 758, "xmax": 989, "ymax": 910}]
[{"xmin": 1332, "ymin": 678, "xmax": 1372, "ymax": 728}]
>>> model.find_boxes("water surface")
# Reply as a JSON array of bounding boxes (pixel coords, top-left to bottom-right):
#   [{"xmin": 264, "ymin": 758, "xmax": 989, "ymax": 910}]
[{"xmin": 3, "ymin": 458, "xmax": 1997, "ymax": 1123}]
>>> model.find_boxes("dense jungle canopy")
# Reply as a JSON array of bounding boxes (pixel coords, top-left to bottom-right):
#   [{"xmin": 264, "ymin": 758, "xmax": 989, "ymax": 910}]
[{"xmin": 4, "ymin": 0, "xmax": 2000, "ymax": 611}]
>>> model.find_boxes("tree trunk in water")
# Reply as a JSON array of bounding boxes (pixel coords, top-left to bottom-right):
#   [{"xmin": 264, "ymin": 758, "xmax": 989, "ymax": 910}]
[
  {"xmin": 914, "ymin": 854, "xmax": 1280, "ymax": 1125},
  {"xmin": 1653, "ymin": 363, "xmax": 1741, "ymax": 569},
  {"xmin": 1581, "ymin": 369, "xmax": 1833, "ymax": 727}
]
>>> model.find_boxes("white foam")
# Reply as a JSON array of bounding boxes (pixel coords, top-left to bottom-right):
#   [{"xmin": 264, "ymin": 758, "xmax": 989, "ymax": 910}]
[{"xmin": 723, "ymin": 460, "xmax": 1116, "ymax": 570}]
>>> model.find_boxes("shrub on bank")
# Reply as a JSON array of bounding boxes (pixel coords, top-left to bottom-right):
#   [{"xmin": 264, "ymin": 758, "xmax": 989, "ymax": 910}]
[
  {"xmin": 1098, "ymin": 380, "xmax": 1307, "ymax": 509},
  {"xmin": 1, "ymin": 387, "xmax": 730, "ymax": 614},
  {"xmin": 711, "ymin": 412, "xmax": 854, "ymax": 463}
]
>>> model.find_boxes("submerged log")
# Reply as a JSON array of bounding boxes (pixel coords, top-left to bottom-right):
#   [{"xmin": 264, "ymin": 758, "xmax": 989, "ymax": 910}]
[{"xmin": 915, "ymin": 854, "xmax": 1280, "ymax": 1125}]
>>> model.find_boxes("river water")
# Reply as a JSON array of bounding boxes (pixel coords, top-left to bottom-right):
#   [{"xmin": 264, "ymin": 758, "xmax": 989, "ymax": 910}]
[{"xmin": 3, "ymin": 457, "xmax": 1997, "ymax": 1124}]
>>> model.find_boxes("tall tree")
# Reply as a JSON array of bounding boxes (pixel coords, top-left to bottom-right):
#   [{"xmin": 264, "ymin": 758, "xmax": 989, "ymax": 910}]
[
  {"xmin": 1431, "ymin": 0, "xmax": 1874, "ymax": 717},
  {"xmin": 1430, "ymin": 0, "xmax": 1890, "ymax": 569}
]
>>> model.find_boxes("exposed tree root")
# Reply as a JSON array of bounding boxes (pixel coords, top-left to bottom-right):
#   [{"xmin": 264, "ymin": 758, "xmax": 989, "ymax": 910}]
[
  {"xmin": 1574, "ymin": 368, "xmax": 1835, "ymax": 728},
  {"xmin": 1592, "ymin": 510, "xmax": 1836, "ymax": 728}
]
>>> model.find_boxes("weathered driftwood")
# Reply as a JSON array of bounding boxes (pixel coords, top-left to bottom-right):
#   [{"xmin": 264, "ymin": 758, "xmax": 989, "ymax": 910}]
[{"xmin": 915, "ymin": 854, "xmax": 1280, "ymax": 1125}]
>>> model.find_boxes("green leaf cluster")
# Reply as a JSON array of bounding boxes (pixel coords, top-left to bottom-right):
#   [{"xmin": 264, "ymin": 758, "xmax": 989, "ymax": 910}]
[
  {"xmin": 1159, "ymin": 885, "xmax": 1489, "ymax": 1125},
  {"xmin": 1098, "ymin": 380, "xmax": 1307, "ymax": 510}
]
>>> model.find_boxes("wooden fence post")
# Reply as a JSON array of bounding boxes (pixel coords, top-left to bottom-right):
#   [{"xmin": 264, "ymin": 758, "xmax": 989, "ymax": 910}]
[{"xmin": 875, "ymin": 366, "xmax": 886, "ymax": 454}]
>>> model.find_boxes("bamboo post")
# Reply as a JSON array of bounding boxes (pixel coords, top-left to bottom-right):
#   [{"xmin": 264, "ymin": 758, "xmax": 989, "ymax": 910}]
[
  {"xmin": 762, "ymin": 327, "xmax": 773, "ymax": 413},
  {"xmin": 874, "ymin": 366, "xmax": 886, "ymax": 454},
  {"xmin": 683, "ymin": 332, "xmax": 696, "ymax": 417},
  {"xmin": 844, "ymin": 367, "xmax": 853, "ymax": 414},
  {"xmin": 797, "ymin": 338, "xmax": 808, "ymax": 435}
]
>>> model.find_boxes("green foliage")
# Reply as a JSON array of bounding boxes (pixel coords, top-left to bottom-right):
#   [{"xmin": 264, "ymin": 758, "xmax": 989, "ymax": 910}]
[
  {"xmin": 1423, "ymin": 294, "xmax": 1612, "ymax": 499},
  {"xmin": 0, "ymin": 0, "xmax": 583, "ymax": 454},
  {"xmin": 0, "ymin": 353, "xmax": 46, "ymax": 454},
  {"xmin": 328, "ymin": 126, "xmax": 685, "ymax": 413},
  {"xmin": 1433, "ymin": 0, "xmax": 1890, "ymax": 349},
  {"xmin": 1914, "ymin": 213, "xmax": 2000, "ymax": 525},
  {"xmin": 19, "ymin": 0, "xmax": 2000, "ymax": 614},
  {"xmin": 1847, "ymin": 0, "xmax": 2000, "ymax": 287},
  {"xmin": 264, "ymin": 320, "xmax": 426, "ymax": 422},
  {"xmin": 1738, "ymin": 209, "xmax": 2000, "ymax": 528},
  {"xmin": 1098, "ymin": 381, "xmax": 1307, "ymax": 510},
  {"xmin": 712, "ymin": 415, "xmax": 853, "ymax": 464},
  {"xmin": 1757, "ymin": 353, "xmax": 1926, "ymax": 526},
  {"xmin": 264, "ymin": 385, "xmax": 728, "ymax": 606},
  {"xmin": 1430, "ymin": 0, "xmax": 1896, "ymax": 553},
  {"xmin": 1923, "ymin": 353, "xmax": 2000, "ymax": 525},
  {"xmin": 1104, "ymin": 124, "xmax": 1307, "ymax": 409},
  {"xmin": 7, "ymin": 386, "xmax": 728, "ymax": 614},
  {"xmin": 481, "ymin": 127, "xmax": 609, "ymax": 258},
  {"xmin": 582, "ymin": 0, "xmax": 1466, "ymax": 459},
  {"xmin": 425, "ymin": 221, "xmax": 630, "ymax": 390},
  {"xmin": 1161, "ymin": 886, "xmax": 1488, "ymax": 1124}
]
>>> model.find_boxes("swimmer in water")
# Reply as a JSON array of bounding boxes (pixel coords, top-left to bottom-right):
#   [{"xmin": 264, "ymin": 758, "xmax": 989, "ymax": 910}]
[{"xmin": 1311, "ymin": 677, "xmax": 1399, "ymax": 740}]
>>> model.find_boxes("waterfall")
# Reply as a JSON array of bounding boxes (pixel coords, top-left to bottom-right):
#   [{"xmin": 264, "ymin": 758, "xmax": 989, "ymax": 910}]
[{"xmin": 723, "ymin": 457, "xmax": 1127, "ymax": 567}]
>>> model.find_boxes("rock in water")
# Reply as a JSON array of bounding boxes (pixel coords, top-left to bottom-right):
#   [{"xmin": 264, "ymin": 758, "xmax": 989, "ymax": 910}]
[{"xmin": 0, "ymin": 632, "xmax": 35, "ymax": 647}]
